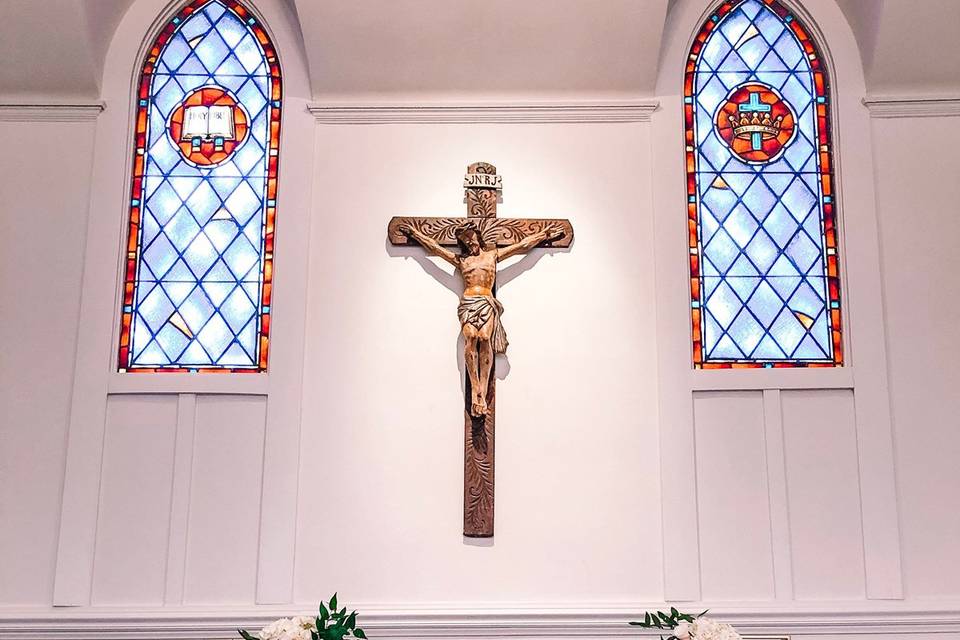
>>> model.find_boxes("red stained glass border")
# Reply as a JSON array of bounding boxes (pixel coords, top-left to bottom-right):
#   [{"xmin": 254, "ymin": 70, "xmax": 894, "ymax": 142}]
[
  {"xmin": 117, "ymin": 0, "xmax": 282, "ymax": 373},
  {"xmin": 685, "ymin": 0, "xmax": 843, "ymax": 369}
]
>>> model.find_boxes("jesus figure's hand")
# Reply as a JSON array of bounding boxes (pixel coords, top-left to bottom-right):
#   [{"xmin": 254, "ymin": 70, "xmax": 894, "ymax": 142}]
[{"xmin": 545, "ymin": 224, "xmax": 564, "ymax": 241}]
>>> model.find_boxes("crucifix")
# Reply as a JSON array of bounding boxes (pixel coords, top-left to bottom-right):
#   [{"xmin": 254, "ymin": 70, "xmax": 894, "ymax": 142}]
[{"xmin": 387, "ymin": 162, "xmax": 574, "ymax": 537}]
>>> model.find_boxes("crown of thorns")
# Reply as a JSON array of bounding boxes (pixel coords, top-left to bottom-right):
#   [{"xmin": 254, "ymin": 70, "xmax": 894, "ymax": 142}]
[{"xmin": 455, "ymin": 223, "xmax": 480, "ymax": 240}]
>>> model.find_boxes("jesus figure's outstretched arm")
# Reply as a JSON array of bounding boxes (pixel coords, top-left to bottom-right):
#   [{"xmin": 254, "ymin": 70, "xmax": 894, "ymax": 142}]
[
  {"xmin": 400, "ymin": 225, "xmax": 459, "ymax": 267},
  {"xmin": 496, "ymin": 225, "xmax": 564, "ymax": 262}
]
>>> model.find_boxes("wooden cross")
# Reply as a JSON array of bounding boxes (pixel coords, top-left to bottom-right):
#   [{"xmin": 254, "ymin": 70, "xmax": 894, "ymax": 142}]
[{"xmin": 387, "ymin": 162, "xmax": 573, "ymax": 537}]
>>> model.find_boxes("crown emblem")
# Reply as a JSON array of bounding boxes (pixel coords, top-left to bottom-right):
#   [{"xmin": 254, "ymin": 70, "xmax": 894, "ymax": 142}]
[
  {"xmin": 727, "ymin": 110, "xmax": 784, "ymax": 142},
  {"xmin": 714, "ymin": 83, "xmax": 797, "ymax": 165}
]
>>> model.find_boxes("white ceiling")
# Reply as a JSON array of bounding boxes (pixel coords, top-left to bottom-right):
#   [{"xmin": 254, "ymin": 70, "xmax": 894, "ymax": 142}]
[
  {"xmin": 292, "ymin": 0, "xmax": 668, "ymax": 100},
  {"xmin": 837, "ymin": 0, "xmax": 960, "ymax": 96},
  {"xmin": 0, "ymin": 0, "xmax": 957, "ymax": 102}
]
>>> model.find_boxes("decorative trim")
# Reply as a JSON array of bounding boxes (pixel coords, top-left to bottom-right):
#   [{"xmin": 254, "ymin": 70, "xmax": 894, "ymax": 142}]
[
  {"xmin": 307, "ymin": 100, "xmax": 660, "ymax": 124},
  {"xmin": 0, "ymin": 103, "xmax": 104, "ymax": 122},
  {"xmin": 3, "ymin": 604, "xmax": 960, "ymax": 639},
  {"xmin": 106, "ymin": 372, "xmax": 269, "ymax": 396},
  {"xmin": 688, "ymin": 366, "xmax": 854, "ymax": 391},
  {"xmin": 862, "ymin": 95, "xmax": 960, "ymax": 118}
]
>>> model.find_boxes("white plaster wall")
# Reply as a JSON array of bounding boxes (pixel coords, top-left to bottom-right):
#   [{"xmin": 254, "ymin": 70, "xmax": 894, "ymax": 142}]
[
  {"xmin": 0, "ymin": 119, "xmax": 95, "ymax": 604},
  {"xmin": 3, "ymin": 111, "xmax": 959, "ymax": 633},
  {"xmin": 295, "ymin": 122, "xmax": 662, "ymax": 604},
  {"xmin": 1, "ymin": 110, "xmax": 959, "ymax": 637},
  {"xmin": 872, "ymin": 114, "xmax": 960, "ymax": 600}
]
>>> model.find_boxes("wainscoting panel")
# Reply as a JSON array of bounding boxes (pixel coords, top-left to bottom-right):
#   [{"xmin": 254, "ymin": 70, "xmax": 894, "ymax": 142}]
[
  {"xmin": 693, "ymin": 391, "xmax": 775, "ymax": 601},
  {"xmin": 182, "ymin": 395, "xmax": 267, "ymax": 604},
  {"xmin": 91, "ymin": 395, "xmax": 178, "ymax": 605},
  {"xmin": 781, "ymin": 389, "xmax": 866, "ymax": 600}
]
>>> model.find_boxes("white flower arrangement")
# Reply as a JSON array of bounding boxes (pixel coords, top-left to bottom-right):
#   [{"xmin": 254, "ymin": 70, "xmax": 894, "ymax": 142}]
[
  {"xmin": 254, "ymin": 616, "xmax": 316, "ymax": 640},
  {"xmin": 239, "ymin": 594, "xmax": 367, "ymax": 640},
  {"xmin": 630, "ymin": 608, "xmax": 742, "ymax": 640}
]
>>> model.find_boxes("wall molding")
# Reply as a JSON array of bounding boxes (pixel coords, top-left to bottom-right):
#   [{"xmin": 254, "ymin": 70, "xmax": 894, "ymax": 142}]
[
  {"xmin": 0, "ymin": 103, "xmax": 104, "ymax": 122},
  {"xmin": 307, "ymin": 100, "xmax": 660, "ymax": 124},
  {"xmin": 3, "ymin": 603, "xmax": 960, "ymax": 639},
  {"xmin": 862, "ymin": 95, "xmax": 960, "ymax": 119}
]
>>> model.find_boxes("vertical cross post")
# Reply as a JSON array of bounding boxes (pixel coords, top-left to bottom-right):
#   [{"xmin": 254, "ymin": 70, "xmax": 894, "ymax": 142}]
[
  {"xmin": 738, "ymin": 92, "xmax": 771, "ymax": 150},
  {"xmin": 463, "ymin": 161, "xmax": 498, "ymax": 537}
]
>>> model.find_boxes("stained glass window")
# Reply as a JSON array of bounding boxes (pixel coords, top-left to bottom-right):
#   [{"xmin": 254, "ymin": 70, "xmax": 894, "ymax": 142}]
[
  {"xmin": 685, "ymin": 0, "xmax": 842, "ymax": 368},
  {"xmin": 118, "ymin": 0, "xmax": 281, "ymax": 372}
]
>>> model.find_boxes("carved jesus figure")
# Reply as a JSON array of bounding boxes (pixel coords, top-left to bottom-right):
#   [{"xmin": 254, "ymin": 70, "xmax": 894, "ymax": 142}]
[{"xmin": 399, "ymin": 222, "xmax": 564, "ymax": 417}]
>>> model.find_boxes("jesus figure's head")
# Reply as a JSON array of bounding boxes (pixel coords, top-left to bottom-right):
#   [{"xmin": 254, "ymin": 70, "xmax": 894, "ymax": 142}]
[{"xmin": 455, "ymin": 225, "xmax": 483, "ymax": 256}]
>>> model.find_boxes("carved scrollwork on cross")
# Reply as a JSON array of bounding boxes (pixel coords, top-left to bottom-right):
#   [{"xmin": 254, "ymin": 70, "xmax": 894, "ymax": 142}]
[{"xmin": 388, "ymin": 216, "xmax": 573, "ymax": 248}]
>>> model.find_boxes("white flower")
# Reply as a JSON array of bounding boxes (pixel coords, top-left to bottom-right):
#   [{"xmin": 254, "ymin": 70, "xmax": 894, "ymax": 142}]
[
  {"xmin": 690, "ymin": 618, "xmax": 742, "ymax": 640},
  {"xmin": 258, "ymin": 616, "xmax": 317, "ymax": 640},
  {"xmin": 674, "ymin": 621, "xmax": 691, "ymax": 639}
]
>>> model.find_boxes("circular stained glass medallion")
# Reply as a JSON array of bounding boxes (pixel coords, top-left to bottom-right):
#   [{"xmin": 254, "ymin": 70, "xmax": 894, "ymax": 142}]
[
  {"xmin": 714, "ymin": 82, "xmax": 797, "ymax": 164},
  {"xmin": 167, "ymin": 85, "xmax": 249, "ymax": 167}
]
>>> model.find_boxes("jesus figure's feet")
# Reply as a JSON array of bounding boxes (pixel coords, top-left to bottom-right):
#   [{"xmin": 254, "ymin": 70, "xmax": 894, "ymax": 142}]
[{"xmin": 470, "ymin": 392, "xmax": 488, "ymax": 417}]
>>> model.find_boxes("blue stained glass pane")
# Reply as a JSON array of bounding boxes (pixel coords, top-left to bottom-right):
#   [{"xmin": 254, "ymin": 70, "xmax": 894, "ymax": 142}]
[
  {"xmin": 125, "ymin": 0, "xmax": 276, "ymax": 370},
  {"xmin": 691, "ymin": 0, "xmax": 837, "ymax": 364}
]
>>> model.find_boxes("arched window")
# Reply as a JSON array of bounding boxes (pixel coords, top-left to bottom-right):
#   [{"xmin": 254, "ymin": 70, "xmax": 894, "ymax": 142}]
[
  {"xmin": 685, "ymin": 0, "xmax": 841, "ymax": 368},
  {"xmin": 118, "ymin": 0, "xmax": 281, "ymax": 372}
]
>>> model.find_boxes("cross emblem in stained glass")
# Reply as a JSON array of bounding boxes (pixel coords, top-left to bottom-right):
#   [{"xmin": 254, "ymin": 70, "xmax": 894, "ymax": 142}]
[
  {"xmin": 685, "ymin": 0, "xmax": 843, "ymax": 367},
  {"xmin": 715, "ymin": 83, "xmax": 796, "ymax": 164},
  {"xmin": 737, "ymin": 93, "xmax": 771, "ymax": 150}
]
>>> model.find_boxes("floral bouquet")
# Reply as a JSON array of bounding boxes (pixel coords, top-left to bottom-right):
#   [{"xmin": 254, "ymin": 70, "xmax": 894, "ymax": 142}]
[
  {"xmin": 239, "ymin": 594, "xmax": 367, "ymax": 640},
  {"xmin": 630, "ymin": 608, "xmax": 742, "ymax": 640}
]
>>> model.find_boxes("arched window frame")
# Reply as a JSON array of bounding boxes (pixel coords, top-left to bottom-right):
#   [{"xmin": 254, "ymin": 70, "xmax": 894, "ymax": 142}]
[
  {"xmin": 652, "ymin": 0, "xmax": 901, "ymax": 604},
  {"xmin": 54, "ymin": 0, "xmax": 314, "ymax": 606},
  {"xmin": 683, "ymin": 0, "xmax": 843, "ymax": 368},
  {"xmin": 117, "ymin": 0, "xmax": 283, "ymax": 373}
]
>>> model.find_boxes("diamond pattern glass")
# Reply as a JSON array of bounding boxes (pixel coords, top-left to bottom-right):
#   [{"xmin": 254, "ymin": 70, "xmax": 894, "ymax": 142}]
[
  {"xmin": 118, "ymin": 0, "xmax": 282, "ymax": 372},
  {"xmin": 684, "ymin": 0, "xmax": 842, "ymax": 368}
]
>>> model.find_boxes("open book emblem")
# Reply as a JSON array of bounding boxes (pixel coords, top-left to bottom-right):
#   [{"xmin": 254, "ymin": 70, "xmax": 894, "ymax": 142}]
[
  {"xmin": 168, "ymin": 85, "xmax": 249, "ymax": 167},
  {"xmin": 181, "ymin": 104, "xmax": 236, "ymax": 144}
]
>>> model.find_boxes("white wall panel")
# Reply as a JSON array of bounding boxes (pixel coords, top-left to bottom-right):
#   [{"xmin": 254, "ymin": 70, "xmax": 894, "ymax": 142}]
[
  {"xmin": 182, "ymin": 395, "xmax": 266, "ymax": 604},
  {"xmin": 873, "ymin": 115, "xmax": 960, "ymax": 599},
  {"xmin": 294, "ymin": 121, "xmax": 661, "ymax": 604},
  {"xmin": 91, "ymin": 395, "xmax": 178, "ymax": 604},
  {"xmin": 781, "ymin": 389, "xmax": 865, "ymax": 600},
  {"xmin": 0, "ymin": 120, "xmax": 95, "ymax": 605},
  {"xmin": 694, "ymin": 391, "xmax": 775, "ymax": 601}
]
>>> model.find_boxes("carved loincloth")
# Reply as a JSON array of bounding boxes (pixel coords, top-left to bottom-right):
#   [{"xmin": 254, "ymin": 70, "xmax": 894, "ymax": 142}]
[{"xmin": 457, "ymin": 295, "xmax": 509, "ymax": 354}]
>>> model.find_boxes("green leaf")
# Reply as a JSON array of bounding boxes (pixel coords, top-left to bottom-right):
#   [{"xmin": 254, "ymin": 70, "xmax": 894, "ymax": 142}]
[
  {"xmin": 320, "ymin": 603, "xmax": 329, "ymax": 621},
  {"xmin": 330, "ymin": 593, "xmax": 338, "ymax": 612},
  {"xmin": 645, "ymin": 612, "xmax": 652, "ymax": 626},
  {"xmin": 238, "ymin": 630, "xmax": 258, "ymax": 640},
  {"xmin": 346, "ymin": 612, "xmax": 357, "ymax": 630},
  {"xmin": 671, "ymin": 607, "xmax": 680, "ymax": 619},
  {"xmin": 354, "ymin": 629, "xmax": 367, "ymax": 639},
  {"xmin": 698, "ymin": 609, "xmax": 709, "ymax": 618}
]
